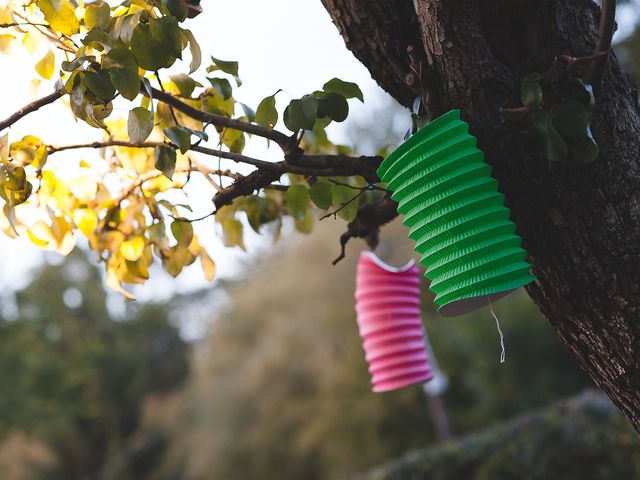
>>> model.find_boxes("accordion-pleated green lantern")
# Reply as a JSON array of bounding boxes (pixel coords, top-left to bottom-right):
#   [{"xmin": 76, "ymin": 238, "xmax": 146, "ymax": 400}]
[{"xmin": 378, "ymin": 110, "xmax": 535, "ymax": 317}]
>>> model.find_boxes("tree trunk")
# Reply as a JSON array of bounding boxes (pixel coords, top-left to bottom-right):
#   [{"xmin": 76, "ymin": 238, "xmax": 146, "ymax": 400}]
[{"xmin": 322, "ymin": 0, "xmax": 640, "ymax": 432}]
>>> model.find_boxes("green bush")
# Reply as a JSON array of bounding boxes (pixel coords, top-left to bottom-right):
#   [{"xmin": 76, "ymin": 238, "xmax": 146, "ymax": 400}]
[{"xmin": 362, "ymin": 391, "xmax": 640, "ymax": 480}]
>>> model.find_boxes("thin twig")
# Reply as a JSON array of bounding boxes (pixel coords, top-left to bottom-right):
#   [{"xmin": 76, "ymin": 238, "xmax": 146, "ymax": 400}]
[
  {"xmin": 589, "ymin": 0, "xmax": 617, "ymax": 92},
  {"xmin": 0, "ymin": 89, "xmax": 64, "ymax": 132},
  {"xmin": 46, "ymin": 139, "xmax": 281, "ymax": 171},
  {"xmin": 0, "ymin": 22, "xmax": 49, "ymax": 28},
  {"xmin": 155, "ymin": 70, "xmax": 181, "ymax": 126},
  {"xmin": 319, "ymin": 189, "xmax": 367, "ymax": 221},
  {"xmin": 329, "ymin": 179, "xmax": 390, "ymax": 192},
  {"xmin": 171, "ymin": 210, "xmax": 216, "ymax": 223}
]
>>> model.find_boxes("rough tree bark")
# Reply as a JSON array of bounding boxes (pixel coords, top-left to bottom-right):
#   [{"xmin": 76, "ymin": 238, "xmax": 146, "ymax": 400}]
[{"xmin": 322, "ymin": 0, "xmax": 640, "ymax": 432}]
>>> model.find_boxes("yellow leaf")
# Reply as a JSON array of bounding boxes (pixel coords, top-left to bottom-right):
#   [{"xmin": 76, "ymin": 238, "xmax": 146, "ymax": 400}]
[
  {"xmin": 29, "ymin": 79, "xmax": 42, "ymax": 100},
  {"xmin": 0, "ymin": 205, "xmax": 20, "ymax": 239},
  {"xmin": 37, "ymin": 0, "xmax": 80, "ymax": 35},
  {"xmin": 69, "ymin": 175, "xmax": 97, "ymax": 203},
  {"xmin": 22, "ymin": 31, "xmax": 39, "ymax": 54},
  {"xmin": 32, "ymin": 145, "xmax": 48, "ymax": 169},
  {"xmin": 199, "ymin": 247, "xmax": 216, "ymax": 281},
  {"xmin": 27, "ymin": 221, "xmax": 53, "ymax": 246},
  {"xmin": 0, "ymin": 34, "xmax": 14, "ymax": 54},
  {"xmin": 50, "ymin": 216, "xmax": 76, "ymax": 255},
  {"xmin": 187, "ymin": 232, "xmax": 200, "ymax": 255},
  {"xmin": 221, "ymin": 218, "xmax": 245, "ymax": 251},
  {"xmin": 0, "ymin": 133, "xmax": 7, "ymax": 162},
  {"xmin": 120, "ymin": 236, "xmax": 145, "ymax": 261},
  {"xmin": 73, "ymin": 208, "xmax": 98, "ymax": 236},
  {"xmin": 35, "ymin": 49, "xmax": 55, "ymax": 80},
  {"xmin": 106, "ymin": 264, "xmax": 136, "ymax": 301}
]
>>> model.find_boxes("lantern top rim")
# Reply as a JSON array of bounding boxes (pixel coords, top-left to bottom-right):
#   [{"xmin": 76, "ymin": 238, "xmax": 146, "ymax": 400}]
[{"xmin": 361, "ymin": 251, "xmax": 416, "ymax": 273}]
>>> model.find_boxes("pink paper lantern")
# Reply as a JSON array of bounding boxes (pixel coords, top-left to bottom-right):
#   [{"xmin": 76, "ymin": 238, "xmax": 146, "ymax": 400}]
[{"xmin": 355, "ymin": 251, "xmax": 432, "ymax": 392}]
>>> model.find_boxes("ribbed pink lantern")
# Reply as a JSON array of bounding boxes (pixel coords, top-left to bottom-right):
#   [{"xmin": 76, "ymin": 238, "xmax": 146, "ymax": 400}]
[{"xmin": 355, "ymin": 251, "xmax": 432, "ymax": 392}]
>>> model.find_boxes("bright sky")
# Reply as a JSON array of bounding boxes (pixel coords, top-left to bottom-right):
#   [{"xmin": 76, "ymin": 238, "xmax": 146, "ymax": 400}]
[
  {"xmin": 1, "ymin": 0, "xmax": 637, "ymax": 309},
  {"xmin": 0, "ymin": 0, "xmax": 392, "ymax": 302}
]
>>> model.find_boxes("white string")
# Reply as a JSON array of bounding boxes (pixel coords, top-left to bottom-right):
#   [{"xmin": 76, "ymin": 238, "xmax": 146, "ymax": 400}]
[{"xmin": 489, "ymin": 299, "xmax": 506, "ymax": 364}]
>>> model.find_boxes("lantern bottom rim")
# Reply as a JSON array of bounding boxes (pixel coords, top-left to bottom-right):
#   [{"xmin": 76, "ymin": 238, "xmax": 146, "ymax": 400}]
[{"xmin": 438, "ymin": 289, "xmax": 516, "ymax": 317}]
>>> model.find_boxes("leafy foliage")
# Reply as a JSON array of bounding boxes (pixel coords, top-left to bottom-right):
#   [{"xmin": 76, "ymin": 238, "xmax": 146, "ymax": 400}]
[
  {"xmin": 517, "ymin": 61, "xmax": 599, "ymax": 165},
  {"xmin": 0, "ymin": 1, "xmax": 382, "ymax": 297}
]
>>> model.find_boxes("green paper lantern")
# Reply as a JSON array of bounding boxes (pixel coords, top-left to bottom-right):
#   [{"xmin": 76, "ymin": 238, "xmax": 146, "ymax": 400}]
[{"xmin": 378, "ymin": 110, "xmax": 535, "ymax": 317}]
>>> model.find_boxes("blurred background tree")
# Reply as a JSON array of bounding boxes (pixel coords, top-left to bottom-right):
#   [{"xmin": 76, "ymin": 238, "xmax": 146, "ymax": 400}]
[{"xmin": 0, "ymin": 250, "xmax": 189, "ymax": 479}]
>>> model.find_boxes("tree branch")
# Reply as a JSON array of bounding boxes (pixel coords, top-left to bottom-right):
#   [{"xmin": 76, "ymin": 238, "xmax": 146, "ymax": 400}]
[
  {"xmin": 145, "ymin": 87, "xmax": 297, "ymax": 154},
  {"xmin": 332, "ymin": 193, "xmax": 399, "ymax": 265},
  {"xmin": 213, "ymin": 169, "xmax": 283, "ymax": 209},
  {"xmin": 46, "ymin": 139, "xmax": 383, "ymax": 181},
  {"xmin": 0, "ymin": 89, "xmax": 64, "ymax": 132},
  {"xmin": 589, "ymin": 0, "xmax": 616, "ymax": 91},
  {"xmin": 47, "ymin": 139, "xmax": 282, "ymax": 172}
]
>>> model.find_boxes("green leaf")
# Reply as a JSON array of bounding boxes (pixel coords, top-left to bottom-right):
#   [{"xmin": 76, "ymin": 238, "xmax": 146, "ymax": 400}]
[
  {"xmin": 208, "ymin": 77, "xmax": 233, "ymax": 99},
  {"xmin": 130, "ymin": 17, "xmax": 181, "ymax": 71},
  {"xmin": 221, "ymin": 128, "xmax": 245, "ymax": 153},
  {"xmin": 551, "ymin": 100, "xmax": 590, "ymax": 140},
  {"xmin": 161, "ymin": 0, "xmax": 188, "ymax": 22},
  {"xmin": 154, "ymin": 145, "xmax": 177, "ymax": 179},
  {"xmin": 150, "ymin": 16, "xmax": 183, "ymax": 58},
  {"xmin": 529, "ymin": 110, "xmax": 568, "ymax": 163},
  {"xmin": 186, "ymin": 128, "xmax": 208, "ymax": 142},
  {"xmin": 309, "ymin": 180, "xmax": 332, "ymax": 210},
  {"xmin": 117, "ymin": 12, "xmax": 142, "ymax": 44},
  {"xmin": 84, "ymin": 2, "xmax": 110, "ymax": 31},
  {"xmin": 35, "ymin": 50, "xmax": 55, "ymax": 80},
  {"xmin": 256, "ymin": 94, "xmax": 278, "ymax": 129},
  {"xmin": 286, "ymin": 185, "xmax": 310, "ymax": 221},
  {"xmin": 103, "ymin": 46, "xmax": 136, "ymax": 69},
  {"xmin": 109, "ymin": 68, "xmax": 139, "ymax": 101},
  {"xmin": 323, "ymin": 78, "xmax": 364, "ymax": 102},
  {"xmin": 294, "ymin": 211, "xmax": 314, "ymax": 234},
  {"xmin": 82, "ymin": 28, "xmax": 117, "ymax": 51},
  {"xmin": 165, "ymin": 126, "xmax": 192, "ymax": 154},
  {"xmin": 171, "ymin": 219, "xmax": 194, "ymax": 247},
  {"xmin": 103, "ymin": 47, "xmax": 139, "ymax": 100},
  {"xmin": 209, "ymin": 56, "xmax": 241, "ymax": 85},
  {"xmin": 37, "ymin": 0, "xmax": 80, "ymax": 35},
  {"xmin": 239, "ymin": 103, "xmax": 256, "ymax": 123},
  {"xmin": 202, "ymin": 87, "xmax": 235, "ymax": 117},
  {"xmin": 241, "ymin": 196, "xmax": 267, "ymax": 232},
  {"xmin": 183, "ymin": 29, "xmax": 201, "ymax": 74},
  {"xmin": 61, "ymin": 55, "xmax": 96, "ymax": 72},
  {"xmin": 569, "ymin": 78, "xmax": 595, "ymax": 109},
  {"xmin": 84, "ymin": 70, "xmax": 116, "ymax": 100},
  {"xmin": 521, "ymin": 73, "xmax": 542, "ymax": 109},
  {"xmin": 85, "ymin": 102, "xmax": 113, "ymax": 128},
  {"xmin": 128, "ymin": 107, "xmax": 154, "ymax": 144},
  {"xmin": 284, "ymin": 95, "xmax": 318, "ymax": 131},
  {"xmin": 573, "ymin": 127, "xmax": 599, "ymax": 163},
  {"xmin": 331, "ymin": 185, "xmax": 359, "ymax": 221},
  {"xmin": 171, "ymin": 73, "xmax": 197, "ymax": 97},
  {"xmin": 221, "ymin": 218, "xmax": 245, "ymax": 250},
  {"xmin": 317, "ymin": 92, "xmax": 349, "ymax": 122}
]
